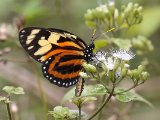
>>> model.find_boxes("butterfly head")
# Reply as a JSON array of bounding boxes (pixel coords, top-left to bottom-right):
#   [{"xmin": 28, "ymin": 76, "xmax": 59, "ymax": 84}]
[{"xmin": 84, "ymin": 43, "xmax": 95, "ymax": 62}]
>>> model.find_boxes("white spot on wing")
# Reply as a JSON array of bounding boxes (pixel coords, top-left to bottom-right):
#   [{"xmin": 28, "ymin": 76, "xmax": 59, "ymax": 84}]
[
  {"xmin": 21, "ymin": 30, "xmax": 25, "ymax": 33},
  {"xmin": 28, "ymin": 46, "xmax": 34, "ymax": 50},
  {"xmin": 43, "ymin": 66, "xmax": 46, "ymax": 69}
]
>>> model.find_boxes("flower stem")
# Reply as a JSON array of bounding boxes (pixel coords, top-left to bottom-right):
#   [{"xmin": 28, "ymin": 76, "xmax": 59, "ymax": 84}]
[
  {"xmin": 78, "ymin": 105, "xmax": 81, "ymax": 120},
  {"xmin": 87, "ymin": 85, "xmax": 115, "ymax": 120},
  {"xmin": 6, "ymin": 98, "xmax": 12, "ymax": 120}
]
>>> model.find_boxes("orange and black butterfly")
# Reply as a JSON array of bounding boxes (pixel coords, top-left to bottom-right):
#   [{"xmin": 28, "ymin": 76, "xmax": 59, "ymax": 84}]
[{"xmin": 19, "ymin": 27, "xmax": 94, "ymax": 88}]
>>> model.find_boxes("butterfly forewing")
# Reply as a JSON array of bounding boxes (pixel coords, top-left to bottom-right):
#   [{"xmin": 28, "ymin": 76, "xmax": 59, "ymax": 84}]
[{"xmin": 19, "ymin": 27, "xmax": 87, "ymax": 63}]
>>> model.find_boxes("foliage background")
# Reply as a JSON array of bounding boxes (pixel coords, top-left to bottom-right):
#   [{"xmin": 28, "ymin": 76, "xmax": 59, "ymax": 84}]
[{"xmin": 0, "ymin": 0, "xmax": 160, "ymax": 120}]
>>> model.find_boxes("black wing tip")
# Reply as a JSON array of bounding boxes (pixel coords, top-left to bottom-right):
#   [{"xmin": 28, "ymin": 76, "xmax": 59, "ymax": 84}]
[
  {"xmin": 19, "ymin": 27, "xmax": 46, "ymax": 34},
  {"xmin": 19, "ymin": 27, "xmax": 44, "ymax": 43}
]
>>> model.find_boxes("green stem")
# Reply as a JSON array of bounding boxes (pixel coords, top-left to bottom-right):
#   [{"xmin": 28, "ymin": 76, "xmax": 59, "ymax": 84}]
[
  {"xmin": 87, "ymin": 84, "xmax": 115, "ymax": 120},
  {"xmin": 78, "ymin": 105, "xmax": 81, "ymax": 120},
  {"xmin": 6, "ymin": 98, "xmax": 12, "ymax": 120},
  {"xmin": 116, "ymin": 81, "xmax": 144, "ymax": 95}
]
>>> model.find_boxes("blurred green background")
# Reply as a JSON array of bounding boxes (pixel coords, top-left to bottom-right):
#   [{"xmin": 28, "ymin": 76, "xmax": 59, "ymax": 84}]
[{"xmin": 0, "ymin": 0, "xmax": 160, "ymax": 120}]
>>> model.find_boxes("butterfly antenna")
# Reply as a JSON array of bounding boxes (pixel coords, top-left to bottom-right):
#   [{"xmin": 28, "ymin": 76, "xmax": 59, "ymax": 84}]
[
  {"xmin": 92, "ymin": 27, "xmax": 115, "ymax": 41},
  {"xmin": 91, "ymin": 29, "xmax": 97, "ymax": 42}
]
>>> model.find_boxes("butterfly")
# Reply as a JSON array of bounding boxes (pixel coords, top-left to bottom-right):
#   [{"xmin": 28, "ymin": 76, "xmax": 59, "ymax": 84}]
[{"xmin": 19, "ymin": 27, "xmax": 94, "ymax": 88}]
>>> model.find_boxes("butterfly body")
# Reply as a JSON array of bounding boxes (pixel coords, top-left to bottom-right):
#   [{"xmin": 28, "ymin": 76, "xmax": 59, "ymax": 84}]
[{"xmin": 19, "ymin": 27, "xmax": 94, "ymax": 87}]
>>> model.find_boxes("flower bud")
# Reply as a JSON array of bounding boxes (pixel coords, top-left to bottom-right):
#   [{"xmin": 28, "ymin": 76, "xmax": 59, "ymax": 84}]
[
  {"xmin": 79, "ymin": 72, "xmax": 90, "ymax": 79},
  {"xmin": 137, "ymin": 65, "xmax": 144, "ymax": 74},
  {"xmin": 133, "ymin": 69, "xmax": 139, "ymax": 81},
  {"xmin": 137, "ymin": 6, "xmax": 143, "ymax": 12},
  {"xmin": 128, "ymin": 2, "xmax": 134, "ymax": 10},
  {"xmin": 108, "ymin": 70, "xmax": 114, "ymax": 81},
  {"xmin": 84, "ymin": 10, "xmax": 94, "ymax": 20},
  {"xmin": 134, "ymin": 3, "xmax": 139, "ymax": 8},
  {"xmin": 108, "ymin": 1, "xmax": 115, "ymax": 14},
  {"xmin": 83, "ymin": 63, "xmax": 97, "ymax": 73},
  {"xmin": 114, "ymin": 9, "xmax": 119, "ymax": 19},
  {"xmin": 128, "ymin": 70, "xmax": 133, "ymax": 78},
  {"xmin": 121, "ymin": 68, "xmax": 128, "ymax": 78},
  {"xmin": 141, "ymin": 72, "xmax": 149, "ymax": 81},
  {"xmin": 113, "ymin": 59, "xmax": 120, "ymax": 70},
  {"xmin": 101, "ymin": 62, "xmax": 108, "ymax": 71},
  {"xmin": 124, "ymin": 64, "xmax": 130, "ymax": 68},
  {"xmin": 124, "ymin": 2, "xmax": 133, "ymax": 17},
  {"xmin": 88, "ymin": 64, "xmax": 97, "ymax": 73}
]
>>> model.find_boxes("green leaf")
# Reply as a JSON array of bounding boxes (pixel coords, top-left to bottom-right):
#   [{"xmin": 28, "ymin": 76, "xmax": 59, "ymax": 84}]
[
  {"xmin": 62, "ymin": 84, "xmax": 107, "ymax": 103},
  {"xmin": 94, "ymin": 39, "xmax": 110, "ymax": 51},
  {"xmin": 0, "ymin": 96, "xmax": 6, "ymax": 102},
  {"xmin": 116, "ymin": 90, "xmax": 136, "ymax": 102},
  {"xmin": 2, "ymin": 86, "xmax": 25, "ymax": 95},
  {"xmin": 72, "ymin": 96, "xmax": 97, "ymax": 106},
  {"xmin": 115, "ymin": 89, "xmax": 153, "ymax": 107},
  {"xmin": 49, "ymin": 106, "xmax": 70, "ymax": 120},
  {"xmin": 112, "ymin": 38, "xmax": 132, "ymax": 50},
  {"xmin": 49, "ymin": 106, "xmax": 86, "ymax": 120},
  {"xmin": 70, "ymin": 110, "xmax": 86, "ymax": 118}
]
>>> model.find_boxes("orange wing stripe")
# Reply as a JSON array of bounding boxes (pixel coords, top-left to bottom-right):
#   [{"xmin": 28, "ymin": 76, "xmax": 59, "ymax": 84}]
[
  {"xmin": 44, "ymin": 49, "xmax": 83, "ymax": 60},
  {"xmin": 49, "ymin": 70, "xmax": 80, "ymax": 80},
  {"xmin": 48, "ymin": 52, "xmax": 83, "ymax": 80},
  {"xmin": 58, "ymin": 41, "xmax": 83, "ymax": 49},
  {"xmin": 58, "ymin": 59, "xmax": 82, "ymax": 67}
]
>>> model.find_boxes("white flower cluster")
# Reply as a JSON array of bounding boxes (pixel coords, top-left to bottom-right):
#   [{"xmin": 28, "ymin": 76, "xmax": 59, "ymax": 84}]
[
  {"xmin": 111, "ymin": 49, "xmax": 135, "ymax": 61},
  {"xmin": 92, "ymin": 49, "xmax": 135, "ymax": 71}
]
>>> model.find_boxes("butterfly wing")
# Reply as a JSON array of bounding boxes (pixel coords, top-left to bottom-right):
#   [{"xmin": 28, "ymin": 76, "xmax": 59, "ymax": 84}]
[
  {"xmin": 19, "ymin": 27, "xmax": 87, "ymax": 62},
  {"xmin": 19, "ymin": 27, "xmax": 87, "ymax": 87},
  {"xmin": 42, "ymin": 52, "xmax": 84, "ymax": 87}
]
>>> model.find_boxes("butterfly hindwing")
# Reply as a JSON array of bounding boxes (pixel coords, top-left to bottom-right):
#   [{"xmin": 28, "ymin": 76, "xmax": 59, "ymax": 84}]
[{"xmin": 42, "ymin": 53, "xmax": 83, "ymax": 87}]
